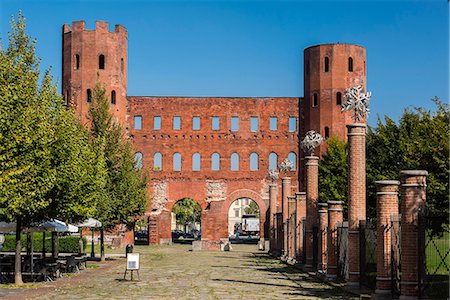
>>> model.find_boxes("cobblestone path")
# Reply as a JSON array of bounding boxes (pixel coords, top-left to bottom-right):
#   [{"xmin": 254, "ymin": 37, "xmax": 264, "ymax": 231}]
[{"xmin": 5, "ymin": 244, "xmax": 356, "ymax": 299}]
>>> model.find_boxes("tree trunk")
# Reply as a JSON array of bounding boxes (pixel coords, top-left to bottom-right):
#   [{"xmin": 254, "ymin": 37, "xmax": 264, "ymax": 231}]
[
  {"xmin": 51, "ymin": 231, "xmax": 59, "ymax": 259},
  {"xmin": 14, "ymin": 218, "xmax": 23, "ymax": 285},
  {"xmin": 100, "ymin": 228, "xmax": 105, "ymax": 262},
  {"xmin": 79, "ymin": 230, "xmax": 84, "ymax": 255}
]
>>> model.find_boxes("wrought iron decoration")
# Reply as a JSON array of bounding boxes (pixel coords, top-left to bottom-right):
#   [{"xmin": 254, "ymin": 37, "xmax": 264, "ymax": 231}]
[
  {"xmin": 300, "ymin": 130, "xmax": 323, "ymax": 155},
  {"xmin": 267, "ymin": 169, "xmax": 279, "ymax": 181},
  {"xmin": 278, "ymin": 158, "xmax": 294, "ymax": 172},
  {"xmin": 341, "ymin": 85, "xmax": 372, "ymax": 122}
]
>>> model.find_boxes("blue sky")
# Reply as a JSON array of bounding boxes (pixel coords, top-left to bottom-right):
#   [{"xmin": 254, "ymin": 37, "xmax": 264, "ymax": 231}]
[{"xmin": 1, "ymin": 0, "xmax": 448, "ymax": 127}]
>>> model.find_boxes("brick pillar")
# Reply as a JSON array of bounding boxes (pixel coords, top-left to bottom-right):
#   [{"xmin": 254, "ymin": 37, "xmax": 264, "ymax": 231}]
[
  {"xmin": 296, "ymin": 192, "xmax": 306, "ymax": 261},
  {"xmin": 327, "ymin": 200, "xmax": 343, "ymax": 280},
  {"xmin": 305, "ymin": 155, "xmax": 319, "ymax": 271},
  {"xmin": 347, "ymin": 123, "xmax": 366, "ymax": 287},
  {"xmin": 282, "ymin": 177, "xmax": 291, "ymax": 257},
  {"xmin": 375, "ymin": 180, "xmax": 399, "ymax": 297},
  {"xmin": 288, "ymin": 196, "xmax": 296, "ymax": 260},
  {"xmin": 318, "ymin": 203, "xmax": 328, "ymax": 272},
  {"xmin": 269, "ymin": 183, "xmax": 278, "ymax": 256},
  {"xmin": 400, "ymin": 170, "xmax": 427, "ymax": 299}
]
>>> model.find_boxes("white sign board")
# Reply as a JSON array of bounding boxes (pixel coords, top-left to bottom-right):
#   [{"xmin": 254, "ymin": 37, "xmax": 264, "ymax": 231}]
[{"xmin": 126, "ymin": 253, "xmax": 140, "ymax": 270}]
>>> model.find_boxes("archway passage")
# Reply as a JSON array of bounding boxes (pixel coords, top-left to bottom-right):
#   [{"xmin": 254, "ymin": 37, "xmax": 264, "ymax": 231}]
[
  {"xmin": 171, "ymin": 198, "xmax": 202, "ymax": 244},
  {"xmin": 228, "ymin": 198, "xmax": 261, "ymax": 244}
]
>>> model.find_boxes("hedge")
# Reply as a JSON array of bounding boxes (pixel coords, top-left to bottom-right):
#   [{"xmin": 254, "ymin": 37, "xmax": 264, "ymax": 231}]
[{"xmin": 1, "ymin": 233, "xmax": 87, "ymax": 253}]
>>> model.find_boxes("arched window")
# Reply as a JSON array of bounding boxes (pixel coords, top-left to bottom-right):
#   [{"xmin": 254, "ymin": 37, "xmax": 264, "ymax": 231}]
[
  {"xmin": 313, "ymin": 93, "xmax": 318, "ymax": 107},
  {"xmin": 121, "ymin": 58, "xmax": 124, "ymax": 73},
  {"xmin": 173, "ymin": 153, "xmax": 181, "ymax": 171},
  {"xmin": 111, "ymin": 90, "xmax": 116, "ymax": 105},
  {"xmin": 75, "ymin": 54, "xmax": 80, "ymax": 70},
  {"xmin": 154, "ymin": 152, "xmax": 162, "ymax": 171},
  {"xmin": 231, "ymin": 153, "xmax": 239, "ymax": 171},
  {"xmin": 269, "ymin": 152, "xmax": 277, "ymax": 170},
  {"xmin": 250, "ymin": 153, "xmax": 259, "ymax": 171},
  {"xmin": 348, "ymin": 57, "xmax": 353, "ymax": 72},
  {"xmin": 288, "ymin": 152, "xmax": 297, "ymax": 171},
  {"xmin": 211, "ymin": 153, "xmax": 220, "ymax": 171},
  {"xmin": 324, "ymin": 56, "xmax": 329, "ymax": 72},
  {"xmin": 192, "ymin": 153, "xmax": 201, "ymax": 171},
  {"xmin": 336, "ymin": 92, "xmax": 342, "ymax": 105},
  {"xmin": 134, "ymin": 152, "xmax": 143, "ymax": 170},
  {"xmin": 99, "ymin": 54, "xmax": 105, "ymax": 70},
  {"xmin": 87, "ymin": 89, "xmax": 92, "ymax": 103},
  {"xmin": 325, "ymin": 127, "xmax": 330, "ymax": 139}
]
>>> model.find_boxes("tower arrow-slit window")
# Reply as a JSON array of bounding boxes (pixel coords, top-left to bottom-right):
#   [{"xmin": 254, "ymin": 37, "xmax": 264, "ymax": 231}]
[{"xmin": 99, "ymin": 54, "xmax": 105, "ymax": 69}]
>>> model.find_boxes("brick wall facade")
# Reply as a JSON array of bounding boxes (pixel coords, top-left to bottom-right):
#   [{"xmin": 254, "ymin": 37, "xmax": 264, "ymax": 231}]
[{"xmin": 61, "ymin": 20, "xmax": 366, "ymax": 249}]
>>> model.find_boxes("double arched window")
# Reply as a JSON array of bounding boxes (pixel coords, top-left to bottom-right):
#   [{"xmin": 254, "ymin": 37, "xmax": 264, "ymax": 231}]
[
  {"xmin": 192, "ymin": 153, "xmax": 201, "ymax": 171},
  {"xmin": 288, "ymin": 152, "xmax": 297, "ymax": 171},
  {"xmin": 211, "ymin": 153, "xmax": 220, "ymax": 171},
  {"xmin": 231, "ymin": 153, "xmax": 239, "ymax": 171},
  {"xmin": 269, "ymin": 152, "xmax": 278, "ymax": 170},
  {"xmin": 154, "ymin": 152, "xmax": 162, "ymax": 171},
  {"xmin": 173, "ymin": 153, "xmax": 181, "ymax": 171},
  {"xmin": 250, "ymin": 153, "xmax": 259, "ymax": 171},
  {"xmin": 134, "ymin": 152, "xmax": 143, "ymax": 170}
]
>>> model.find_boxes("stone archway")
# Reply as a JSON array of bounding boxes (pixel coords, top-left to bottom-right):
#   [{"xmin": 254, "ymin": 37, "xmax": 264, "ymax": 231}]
[{"xmin": 221, "ymin": 189, "xmax": 268, "ymax": 241}]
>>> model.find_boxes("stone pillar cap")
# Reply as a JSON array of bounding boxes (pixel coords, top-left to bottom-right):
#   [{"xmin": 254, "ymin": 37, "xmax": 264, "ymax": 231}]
[
  {"xmin": 346, "ymin": 123, "xmax": 367, "ymax": 128},
  {"xmin": 287, "ymin": 196, "xmax": 296, "ymax": 199},
  {"xmin": 295, "ymin": 191, "xmax": 306, "ymax": 195},
  {"xmin": 375, "ymin": 180, "xmax": 400, "ymax": 185},
  {"xmin": 318, "ymin": 202, "xmax": 328, "ymax": 207},
  {"xmin": 400, "ymin": 170, "xmax": 428, "ymax": 176},
  {"xmin": 305, "ymin": 155, "xmax": 319, "ymax": 160},
  {"xmin": 282, "ymin": 177, "xmax": 291, "ymax": 181},
  {"xmin": 327, "ymin": 200, "xmax": 344, "ymax": 204},
  {"xmin": 269, "ymin": 183, "xmax": 277, "ymax": 187}
]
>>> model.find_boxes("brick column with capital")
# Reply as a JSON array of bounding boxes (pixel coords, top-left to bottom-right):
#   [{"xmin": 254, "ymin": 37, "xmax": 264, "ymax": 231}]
[
  {"xmin": 305, "ymin": 155, "xmax": 319, "ymax": 270},
  {"xmin": 400, "ymin": 170, "xmax": 427, "ymax": 299},
  {"xmin": 327, "ymin": 200, "xmax": 343, "ymax": 280},
  {"xmin": 318, "ymin": 202, "xmax": 328, "ymax": 272},
  {"xmin": 282, "ymin": 177, "xmax": 291, "ymax": 258},
  {"xmin": 347, "ymin": 123, "xmax": 366, "ymax": 287},
  {"xmin": 375, "ymin": 180, "xmax": 399, "ymax": 297},
  {"xmin": 269, "ymin": 183, "xmax": 279, "ymax": 256},
  {"xmin": 296, "ymin": 192, "xmax": 306, "ymax": 262}
]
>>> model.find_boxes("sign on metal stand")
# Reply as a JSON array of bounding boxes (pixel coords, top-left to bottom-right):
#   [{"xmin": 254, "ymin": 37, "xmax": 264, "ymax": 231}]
[{"xmin": 124, "ymin": 253, "xmax": 140, "ymax": 281}]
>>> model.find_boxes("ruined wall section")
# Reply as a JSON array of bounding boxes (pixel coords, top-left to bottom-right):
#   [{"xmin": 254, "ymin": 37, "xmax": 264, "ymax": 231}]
[{"xmin": 128, "ymin": 96, "xmax": 300, "ymax": 243}]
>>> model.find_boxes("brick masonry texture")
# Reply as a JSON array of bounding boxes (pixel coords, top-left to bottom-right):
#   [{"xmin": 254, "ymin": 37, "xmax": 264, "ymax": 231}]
[
  {"xmin": 346, "ymin": 124, "xmax": 366, "ymax": 285},
  {"xmin": 400, "ymin": 170, "xmax": 427, "ymax": 298},
  {"xmin": 62, "ymin": 21, "xmax": 366, "ymax": 248},
  {"xmin": 375, "ymin": 180, "xmax": 399, "ymax": 294}
]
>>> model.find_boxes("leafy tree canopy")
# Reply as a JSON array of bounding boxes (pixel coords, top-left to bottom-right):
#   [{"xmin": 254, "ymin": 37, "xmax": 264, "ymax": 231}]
[{"xmin": 172, "ymin": 198, "xmax": 201, "ymax": 228}]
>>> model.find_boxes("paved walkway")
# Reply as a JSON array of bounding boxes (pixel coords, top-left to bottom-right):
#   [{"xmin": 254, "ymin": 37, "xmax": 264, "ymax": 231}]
[{"xmin": 2, "ymin": 244, "xmax": 356, "ymax": 299}]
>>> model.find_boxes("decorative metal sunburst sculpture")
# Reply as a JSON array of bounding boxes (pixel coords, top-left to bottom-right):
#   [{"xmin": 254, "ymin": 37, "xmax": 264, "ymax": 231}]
[
  {"xmin": 267, "ymin": 169, "xmax": 279, "ymax": 181},
  {"xmin": 300, "ymin": 130, "xmax": 323, "ymax": 155},
  {"xmin": 278, "ymin": 158, "xmax": 294, "ymax": 173},
  {"xmin": 341, "ymin": 85, "xmax": 372, "ymax": 122}
]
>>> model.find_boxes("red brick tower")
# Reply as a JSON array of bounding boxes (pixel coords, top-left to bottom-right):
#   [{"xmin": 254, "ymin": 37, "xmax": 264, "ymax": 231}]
[
  {"xmin": 62, "ymin": 21, "xmax": 128, "ymax": 127},
  {"xmin": 300, "ymin": 43, "xmax": 366, "ymax": 189},
  {"xmin": 302, "ymin": 44, "xmax": 366, "ymax": 148}
]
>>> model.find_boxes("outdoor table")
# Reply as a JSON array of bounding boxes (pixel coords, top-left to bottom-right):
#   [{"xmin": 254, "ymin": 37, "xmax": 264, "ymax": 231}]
[
  {"xmin": 74, "ymin": 256, "xmax": 87, "ymax": 270},
  {"xmin": 42, "ymin": 262, "xmax": 58, "ymax": 281}
]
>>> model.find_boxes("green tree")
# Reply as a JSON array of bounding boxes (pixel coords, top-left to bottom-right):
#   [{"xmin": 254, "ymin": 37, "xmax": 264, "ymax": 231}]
[
  {"xmin": 0, "ymin": 13, "xmax": 59, "ymax": 284},
  {"xmin": 318, "ymin": 137, "xmax": 348, "ymax": 215},
  {"xmin": 88, "ymin": 82, "xmax": 148, "ymax": 229},
  {"xmin": 244, "ymin": 200, "xmax": 260, "ymax": 217},
  {"xmin": 172, "ymin": 198, "xmax": 201, "ymax": 231}
]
